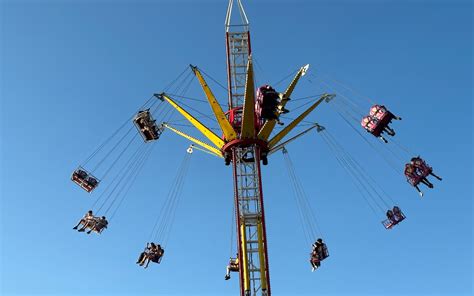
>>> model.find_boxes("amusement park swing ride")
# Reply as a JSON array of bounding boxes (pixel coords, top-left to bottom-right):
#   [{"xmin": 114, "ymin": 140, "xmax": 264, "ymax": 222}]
[{"xmin": 70, "ymin": 1, "xmax": 442, "ymax": 295}]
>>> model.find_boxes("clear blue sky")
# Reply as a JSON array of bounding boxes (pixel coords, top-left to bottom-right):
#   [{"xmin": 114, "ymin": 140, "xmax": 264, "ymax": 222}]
[{"xmin": 1, "ymin": 1, "xmax": 472, "ymax": 295}]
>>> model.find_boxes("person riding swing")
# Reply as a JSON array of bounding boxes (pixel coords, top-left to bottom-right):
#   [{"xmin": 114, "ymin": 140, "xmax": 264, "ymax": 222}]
[
  {"xmin": 225, "ymin": 255, "xmax": 239, "ymax": 280},
  {"xmin": 73, "ymin": 210, "xmax": 95, "ymax": 232},
  {"xmin": 136, "ymin": 243, "xmax": 164, "ymax": 268}
]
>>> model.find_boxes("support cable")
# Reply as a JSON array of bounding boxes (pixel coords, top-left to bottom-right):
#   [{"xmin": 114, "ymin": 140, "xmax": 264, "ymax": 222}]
[
  {"xmin": 282, "ymin": 148, "xmax": 324, "ymax": 245},
  {"xmin": 317, "ymin": 127, "xmax": 401, "ymax": 216},
  {"xmin": 100, "ymin": 133, "xmax": 140, "ymax": 180},
  {"xmin": 148, "ymin": 150, "xmax": 192, "ymax": 247},
  {"xmin": 82, "ymin": 95, "xmax": 156, "ymax": 167},
  {"xmin": 318, "ymin": 131, "xmax": 382, "ymax": 215},
  {"xmin": 95, "ymin": 142, "xmax": 147, "ymax": 214},
  {"xmin": 107, "ymin": 143, "xmax": 155, "ymax": 220},
  {"xmin": 91, "ymin": 125, "xmax": 135, "ymax": 173}
]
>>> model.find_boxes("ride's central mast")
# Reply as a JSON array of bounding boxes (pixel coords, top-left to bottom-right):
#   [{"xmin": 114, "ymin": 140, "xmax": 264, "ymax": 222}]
[
  {"xmin": 225, "ymin": 0, "xmax": 250, "ymax": 109},
  {"xmin": 157, "ymin": 2, "xmax": 328, "ymax": 294},
  {"xmin": 225, "ymin": 1, "xmax": 270, "ymax": 296}
]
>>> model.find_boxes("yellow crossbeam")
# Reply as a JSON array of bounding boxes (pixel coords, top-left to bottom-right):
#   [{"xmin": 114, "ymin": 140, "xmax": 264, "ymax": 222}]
[
  {"xmin": 268, "ymin": 94, "xmax": 331, "ymax": 149},
  {"xmin": 258, "ymin": 64, "xmax": 310, "ymax": 141},
  {"xmin": 241, "ymin": 57, "xmax": 256, "ymax": 138},
  {"xmin": 191, "ymin": 66, "xmax": 237, "ymax": 141},
  {"xmin": 162, "ymin": 123, "xmax": 223, "ymax": 157},
  {"xmin": 159, "ymin": 93, "xmax": 225, "ymax": 148}
]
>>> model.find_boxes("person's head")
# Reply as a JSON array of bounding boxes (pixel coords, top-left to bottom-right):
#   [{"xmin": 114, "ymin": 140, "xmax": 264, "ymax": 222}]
[
  {"xmin": 317, "ymin": 238, "xmax": 323, "ymax": 243},
  {"xmin": 101, "ymin": 216, "xmax": 106, "ymax": 220},
  {"xmin": 88, "ymin": 210, "xmax": 93, "ymax": 214},
  {"xmin": 151, "ymin": 242, "xmax": 156, "ymax": 247}
]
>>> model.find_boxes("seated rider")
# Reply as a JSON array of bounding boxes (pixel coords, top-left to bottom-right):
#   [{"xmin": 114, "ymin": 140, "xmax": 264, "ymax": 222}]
[
  {"xmin": 404, "ymin": 163, "xmax": 424, "ymax": 197},
  {"xmin": 75, "ymin": 169, "xmax": 88, "ymax": 180},
  {"xmin": 137, "ymin": 243, "xmax": 164, "ymax": 268},
  {"xmin": 148, "ymin": 244, "xmax": 164, "ymax": 264},
  {"xmin": 411, "ymin": 157, "xmax": 442, "ymax": 182},
  {"xmin": 137, "ymin": 242, "xmax": 155, "ymax": 266},
  {"xmin": 310, "ymin": 249, "xmax": 320, "ymax": 272},
  {"xmin": 393, "ymin": 206, "xmax": 403, "ymax": 221},
  {"xmin": 87, "ymin": 177, "xmax": 98, "ymax": 187},
  {"xmin": 73, "ymin": 210, "xmax": 95, "ymax": 231},
  {"xmin": 313, "ymin": 238, "xmax": 328, "ymax": 260},
  {"xmin": 369, "ymin": 105, "xmax": 401, "ymax": 121},
  {"xmin": 87, "ymin": 216, "xmax": 108, "ymax": 234},
  {"xmin": 386, "ymin": 209, "xmax": 396, "ymax": 223},
  {"xmin": 225, "ymin": 255, "xmax": 239, "ymax": 280},
  {"xmin": 361, "ymin": 116, "xmax": 390, "ymax": 143}
]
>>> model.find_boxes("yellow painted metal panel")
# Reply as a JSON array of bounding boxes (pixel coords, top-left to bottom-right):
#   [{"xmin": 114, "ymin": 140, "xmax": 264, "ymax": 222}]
[
  {"xmin": 162, "ymin": 124, "xmax": 223, "ymax": 157},
  {"xmin": 240, "ymin": 222, "xmax": 250, "ymax": 292},
  {"xmin": 161, "ymin": 94, "xmax": 225, "ymax": 148},
  {"xmin": 192, "ymin": 67, "xmax": 237, "ymax": 141},
  {"xmin": 240, "ymin": 58, "xmax": 255, "ymax": 139},
  {"xmin": 258, "ymin": 64, "xmax": 309, "ymax": 141},
  {"xmin": 257, "ymin": 220, "xmax": 267, "ymax": 291},
  {"xmin": 282, "ymin": 64, "xmax": 309, "ymax": 102},
  {"xmin": 268, "ymin": 95, "xmax": 327, "ymax": 148}
]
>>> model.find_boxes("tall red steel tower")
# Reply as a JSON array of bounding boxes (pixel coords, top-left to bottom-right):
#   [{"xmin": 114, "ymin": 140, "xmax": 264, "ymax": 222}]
[{"xmin": 157, "ymin": 1, "xmax": 331, "ymax": 295}]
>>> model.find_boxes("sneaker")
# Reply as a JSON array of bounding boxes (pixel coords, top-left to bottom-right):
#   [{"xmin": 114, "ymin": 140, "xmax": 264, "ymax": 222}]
[
  {"xmin": 225, "ymin": 275, "xmax": 230, "ymax": 280},
  {"xmin": 311, "ymin": 267, "xmax": 316, "ymax": 272},
  {"xmin": 78, "ymin": 229, "xmax": 85, "ymax": 232},
  {"xmin": 419, "ymin": 192, "xmax": 424, "ymax": 197},
  {"xmin": 73, "ymin": 226, "xmax": 78, "ymax": 230}
]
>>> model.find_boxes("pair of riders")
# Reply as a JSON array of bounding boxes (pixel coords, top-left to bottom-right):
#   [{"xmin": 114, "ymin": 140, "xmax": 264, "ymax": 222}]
[
  {"xmin": 134, "ymin": 109, "xmax": 161, "ymax": 141},
  {"xmin": 257, "ymin": 85, "xmax": 289, "ymax": 125},
  {"xmin": 72, "ymin": 168, "xmax": 99, "ymax": 192},
  {"xmin": 136, "ymin": 242, "xmax": 164, "ymax": 268},
  {"xmin": 386, "ymin": 206, "xmax": 404, "ymax": 224},
  {"xmin": 361, "ymin": 105, "xmax": 401, "ymax": 143},
  {"xmin": 404, "ymin": 156, "xmax": 442, "ymax": 196},
  {"xmin": 310, "ymin": 238, "xmax": 329, "ymax": 272},
  {"xmin": 73, "ymin": 210, "xmax": 108, "ymax": 234}
]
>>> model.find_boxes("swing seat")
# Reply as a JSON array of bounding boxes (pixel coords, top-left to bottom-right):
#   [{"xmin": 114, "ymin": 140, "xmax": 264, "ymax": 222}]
[
  {"xmin": 133, "ymin": 110, "xmax": 163, "ymax": 142},
  {"xmin": 71, "ymin": 167, "xmax": 100, "ymax": 193},
  {"xmin": 256, "ymin": 85, "xmax": 281, "ymax": 122},
  {"xmin": 320, "ymin": 245, "xmax": 329, "ymax": 260},
  {"xmin": 369, "ymin": 105, "xmax": 394, "ymax": 122},
  {"xmin": 405, "ymin": 159, "xmax": 433, "ymax": 186},
  {"xmin": 382, "ymin": 211, "xmax": 406, "ymax": 229},
  {"xmin": 361, "ymin": 114, "xmax": 394, "ymax": 137},
  {"xmin": 310, "ymin": 256, "xmax": 320, "ymax": 264},
  {"xmin": 229, "ymin": 264, "xmax": 239, "ymax": 272},
  {"xmin": 413, "ymin": 159, "xmax": 433, "ymax": 177}
]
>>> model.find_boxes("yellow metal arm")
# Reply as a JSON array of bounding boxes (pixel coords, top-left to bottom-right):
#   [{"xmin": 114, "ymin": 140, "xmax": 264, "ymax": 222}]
[
  {"xmin": 258, "ymin": 64, "xmax": 310, "ymax": 141},
  {"xmin": 267, "ymin": 94, "xmax": 333, "ymax": 149},
  {"xmin": 159, "ymin": 93, "xmax": 225, "ymax": 148},
  {"xmin": 191, "ymin": 66, "xmax": 237, "ymax": 141},
  {"xmin": 241, "ymin": 57, "xmax": 256, "ymax": 139},
  {"xmin": 162, "ymin": 123, "xmax": 223, "ymax": 157}
]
